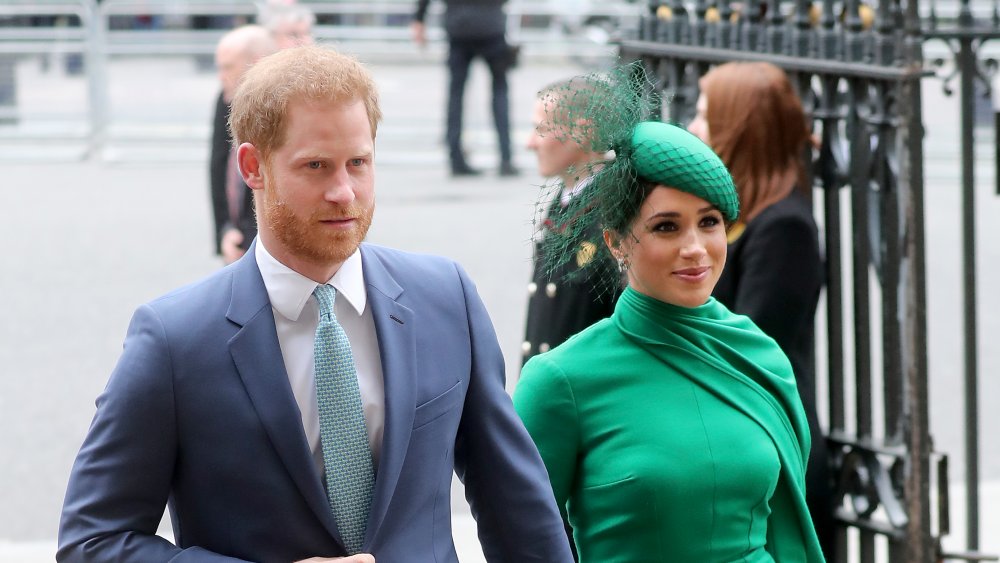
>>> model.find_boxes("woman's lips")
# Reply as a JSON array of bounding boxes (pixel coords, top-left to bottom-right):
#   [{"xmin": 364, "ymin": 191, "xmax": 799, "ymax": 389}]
[{"xmin": 673, "ymin": 266, "xmax": 710, "ymax": 282}]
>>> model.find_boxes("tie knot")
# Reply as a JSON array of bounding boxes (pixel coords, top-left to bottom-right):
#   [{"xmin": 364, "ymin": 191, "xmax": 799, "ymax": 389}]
[{"xmin": 313, "ymin": 284, "xmax": 337, "ymax": 321}]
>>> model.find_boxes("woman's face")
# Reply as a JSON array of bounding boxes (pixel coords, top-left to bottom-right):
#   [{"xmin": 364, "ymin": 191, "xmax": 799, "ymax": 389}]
[
  {"xmin": 605, "ymin": 186, "xmax": 727, "ymax": 308},
  {"xmin": 687, "ymin": 93, "xmax": 710, "ymax": 144}
]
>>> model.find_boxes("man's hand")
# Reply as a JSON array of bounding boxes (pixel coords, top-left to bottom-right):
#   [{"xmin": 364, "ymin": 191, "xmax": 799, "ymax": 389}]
[
  {"xmin": 410, "ymin": 21, "xmax": 426, "ymax": 48},
  {"xmin": 294, "ymin": 556, "xmax": 375, "ymax": 563},
  {"xmin": 221, "ymin": 228, "xmax": 245, "ymax": 264}
]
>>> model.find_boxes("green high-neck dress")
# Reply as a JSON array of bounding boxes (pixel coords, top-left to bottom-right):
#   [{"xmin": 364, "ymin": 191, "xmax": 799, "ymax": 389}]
[{"xmin": 513, "ymin": 287, "xmax": 824, "ymax": 562}]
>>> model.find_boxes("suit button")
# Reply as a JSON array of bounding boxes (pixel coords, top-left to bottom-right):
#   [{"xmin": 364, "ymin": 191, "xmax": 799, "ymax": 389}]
[
  {"xmin": 545, "ymin": 283, "xmax": 557, "ymax": 297},
  {"xmin": 527, "ymin": 282, "xmax": 537, "ymax": 295},
  {"xmin": 521, "ymin": 341, "xmax": 532, "ymax": 354},
  {"xmin": 539, "ymin": 342, "xmax": 551, "ymax": 353}
]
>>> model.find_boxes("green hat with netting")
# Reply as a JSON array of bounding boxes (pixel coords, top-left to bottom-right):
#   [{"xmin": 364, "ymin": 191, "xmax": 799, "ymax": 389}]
[
  {"xmin": 534, "ymin": 62, "xmax": 739, "ymax": 294},
  {"xmin": 629, "ymin": 121, "xmax": 739, "ymax": 221}
]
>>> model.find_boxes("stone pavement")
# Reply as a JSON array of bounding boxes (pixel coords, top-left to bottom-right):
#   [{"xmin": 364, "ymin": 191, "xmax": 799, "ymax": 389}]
[{"xmin": 0, "ymin": 52, "xmax": 998, "ymax": 561}]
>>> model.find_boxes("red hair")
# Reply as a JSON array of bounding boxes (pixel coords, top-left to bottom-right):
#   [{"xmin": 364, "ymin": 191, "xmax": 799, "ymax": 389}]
[{"xmin": 700, "ymin": 62, "xmax": 812, "ymax": 222}]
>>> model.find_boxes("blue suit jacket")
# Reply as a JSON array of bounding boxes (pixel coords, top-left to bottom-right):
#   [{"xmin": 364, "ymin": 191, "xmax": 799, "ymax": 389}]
[{"xmin": 58, "ymin": 243, "xmax": 572, "ymax": 562}]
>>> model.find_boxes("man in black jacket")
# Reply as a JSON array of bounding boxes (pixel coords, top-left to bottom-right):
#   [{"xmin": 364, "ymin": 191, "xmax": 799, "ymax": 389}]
[
  {"xmin": 521, "ymin": 78, "xmax": 619, "ymax": 366},
  {"xmin": 411, "ymin": 0, "xmax": 518, "ymax": 177},
  {"xmin": 209, "ymin": 25, "xmax": 275, "ymax": 263}
]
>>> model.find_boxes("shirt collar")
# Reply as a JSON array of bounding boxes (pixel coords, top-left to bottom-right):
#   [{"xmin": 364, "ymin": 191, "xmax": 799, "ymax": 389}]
[
  {"xmin": 560, "ymin": 175, "xmax": 595, "ymax": 207},
  {"xmin": 255, "ymin": 241, "xmax": 367, "ymax": 322}
]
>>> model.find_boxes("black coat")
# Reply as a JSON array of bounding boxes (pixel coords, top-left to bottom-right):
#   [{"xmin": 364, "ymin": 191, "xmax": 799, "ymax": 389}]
[
  {"xmin": 522, "ymin": 199, "xmax": 619, "ymax": 365},
  {"xmin": 210, "ymin": 92, "xmax": 256, "ymax": 254},
  {"xmin": 413, "ymin": 0, "xmax": 506, "ymax": 39},
  {"xmin": 713, "ymin": 190, "xmax": 822, "ymax": 400}
]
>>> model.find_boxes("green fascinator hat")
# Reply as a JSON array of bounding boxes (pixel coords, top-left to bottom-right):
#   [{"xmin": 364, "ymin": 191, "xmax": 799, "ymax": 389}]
[
  {"xmin": 535, "ymin": 62, "xmax": 739, "ymax": 294},
  {"xmin": 628, "ymin": 121, "xmax": 739, "ymax": 222}
]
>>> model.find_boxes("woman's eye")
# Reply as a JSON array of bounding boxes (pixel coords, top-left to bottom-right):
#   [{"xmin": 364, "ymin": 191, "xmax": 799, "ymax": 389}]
[
  {"xmin": 652, "ymin": 221, "xmax": 677, "ymax": 232},
  {"xmin": 700, "ymin": 215, "xmax": 722, "ymax": 228}
]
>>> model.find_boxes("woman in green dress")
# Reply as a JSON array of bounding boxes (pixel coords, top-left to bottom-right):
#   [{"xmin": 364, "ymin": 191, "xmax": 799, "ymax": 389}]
[{"xmin": 512, "ymin": 67, "xmax": 825, "ymax": 563}]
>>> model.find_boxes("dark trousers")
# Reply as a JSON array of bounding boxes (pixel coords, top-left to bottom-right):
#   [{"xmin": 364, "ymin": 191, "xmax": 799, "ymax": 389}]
[{"xmin": 446, "ymin": 34, "xmax": 512, "ymax": 167}]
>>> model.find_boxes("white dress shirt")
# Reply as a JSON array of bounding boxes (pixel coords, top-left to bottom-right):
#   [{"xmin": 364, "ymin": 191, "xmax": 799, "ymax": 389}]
[
  {"xmin": 255, "ymin": 242, "xmax": 386, "ymax": 476},
  {"xmin": 559, "ymin": 175, "xmax": 594, "ymax": 207}
]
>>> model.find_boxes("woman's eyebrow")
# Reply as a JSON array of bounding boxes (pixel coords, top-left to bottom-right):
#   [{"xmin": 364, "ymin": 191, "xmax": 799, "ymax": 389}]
[{"xmin": 647, "ymin": 205, "xmax": 716, "ymax": 219}]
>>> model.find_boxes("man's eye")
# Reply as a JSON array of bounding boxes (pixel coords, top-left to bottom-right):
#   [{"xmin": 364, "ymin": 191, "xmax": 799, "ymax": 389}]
[
  {"xmin": 350, "ymin": 158, "xmax": 365, "ymax": 167},
  {"xmin": 307, "ymin": 161, "xmax": 323, "ymax": 169}
]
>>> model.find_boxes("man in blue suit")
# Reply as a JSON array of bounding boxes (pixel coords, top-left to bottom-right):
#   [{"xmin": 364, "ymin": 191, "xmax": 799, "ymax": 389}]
[{"xmin": 58, "ymin": 45, "xmax": 573, "ymax": 563}]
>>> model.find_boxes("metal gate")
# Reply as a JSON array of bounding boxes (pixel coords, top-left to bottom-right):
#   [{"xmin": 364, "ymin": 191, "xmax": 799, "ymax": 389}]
[{"xmin": 619, "ymin": 0, "xmax": 997, "ymax": 561}]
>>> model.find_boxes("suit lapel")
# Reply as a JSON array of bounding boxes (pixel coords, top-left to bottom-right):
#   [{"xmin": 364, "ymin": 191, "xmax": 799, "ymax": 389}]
[
  {"xmin": 225, "ymin": 246, "xmax": 343, "ymax": 544},
  {"xmin": 359, "ymin": 246, "xmax": 416, "ymax": 545}
]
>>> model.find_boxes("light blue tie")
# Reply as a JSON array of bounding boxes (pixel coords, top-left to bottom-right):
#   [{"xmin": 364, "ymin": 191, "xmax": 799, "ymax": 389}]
[{"xmin": 313, "ymin": 284, "xmax": 374, "ymax": 554}]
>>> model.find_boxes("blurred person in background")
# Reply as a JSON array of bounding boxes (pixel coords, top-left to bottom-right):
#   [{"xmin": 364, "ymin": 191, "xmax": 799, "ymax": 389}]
[
  {"xmin": 522, "ymin": 76, "xmax": 620, "ymax": 366},
  {"xmin": 411, "ymin": 0, "xmax": 519, "ymax": 177},
  {"xmin": 259, "ymin": 1, "xmax": 316, "ymax": 49},
  {"xmin": 688, "ymin": 60, "xmax": 835, "ymax": 561},
  {"xmin": 209, "ymin": 25, "xmax": 276, "ymax": 264}
]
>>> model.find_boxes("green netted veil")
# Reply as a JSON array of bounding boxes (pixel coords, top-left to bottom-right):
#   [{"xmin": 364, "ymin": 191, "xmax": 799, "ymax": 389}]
[{"xmin": 534, "ymin": 62, "xmax": 739, "ymax": 295}]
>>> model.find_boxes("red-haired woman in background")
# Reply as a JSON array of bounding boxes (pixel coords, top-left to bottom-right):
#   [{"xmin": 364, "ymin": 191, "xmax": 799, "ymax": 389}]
[{"xmin": 689, "ymin": 60, "xmax": 834, "ymax": 561}]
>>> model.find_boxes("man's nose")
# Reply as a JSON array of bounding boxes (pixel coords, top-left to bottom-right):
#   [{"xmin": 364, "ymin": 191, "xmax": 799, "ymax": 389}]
[{"xmin": 324, "ymin": 167, "xmax": 356, "ymax": 205}]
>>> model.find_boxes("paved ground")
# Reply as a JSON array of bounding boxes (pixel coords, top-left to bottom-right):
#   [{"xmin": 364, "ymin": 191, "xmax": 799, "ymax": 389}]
[{"xmin": 0, "ymin": 49, "xmax": 998, "ymax": 561}]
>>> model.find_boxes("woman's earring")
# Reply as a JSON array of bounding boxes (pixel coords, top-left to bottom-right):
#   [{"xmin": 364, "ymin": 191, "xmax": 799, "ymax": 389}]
[{"xmin": 617, "ymin": 257, "xmax": 630, "ymax": 272}]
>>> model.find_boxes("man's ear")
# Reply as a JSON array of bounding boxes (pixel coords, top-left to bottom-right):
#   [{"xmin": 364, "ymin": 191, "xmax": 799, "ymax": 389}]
[
  {"xmin": 237, "ymin": 142, "xmax": 265, "ymax": 191},
  {"xmin": 574, "ymin": 117, "xmax": 595, "ymax": 144}
]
